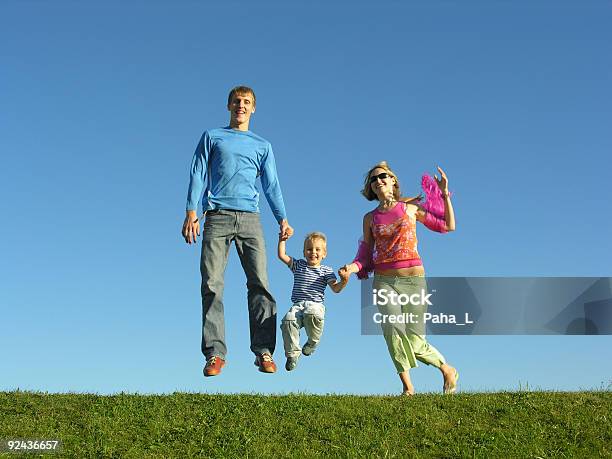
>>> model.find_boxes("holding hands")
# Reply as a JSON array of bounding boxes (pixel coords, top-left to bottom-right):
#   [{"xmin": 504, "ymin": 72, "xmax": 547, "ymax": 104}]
[
  {"xmin": 338, "ymin": 263, "xmax": 359, "ymax": 280},
  {"xmin": 338, "ymin": 266, "xmax": 352, "ymax": 284},
  {"xmin": 279, "ymin": 220, "xmax": 294, "ymax": 241}
]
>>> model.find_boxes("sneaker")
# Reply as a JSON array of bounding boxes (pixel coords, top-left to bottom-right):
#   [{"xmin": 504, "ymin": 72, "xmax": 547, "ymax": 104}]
[
  {"xmin": 302, "ymin": 342, "xmax": 316, "ymax": 356},
  {"xmin": 203, "ymin": 356, "xmax": 225, "ymax": 377},
  {"xmin": 285, "ymin": 356, "xmax": 299, "ymax": 371},
  {"xmin": 254, "ymin": 353, "xmax": 277, "ymax": 373}
]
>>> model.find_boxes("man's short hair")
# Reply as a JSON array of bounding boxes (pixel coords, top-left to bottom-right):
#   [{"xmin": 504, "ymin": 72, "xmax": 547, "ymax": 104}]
[{"xmin": 227, "ymin": 85, "xmax": 256, "ymax": 107}]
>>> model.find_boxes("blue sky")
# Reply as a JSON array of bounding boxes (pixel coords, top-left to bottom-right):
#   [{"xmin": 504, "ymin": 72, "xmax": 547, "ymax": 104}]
[{"xmin": 1, "ymin": 1, "xmax": 610, "ymax": 395}]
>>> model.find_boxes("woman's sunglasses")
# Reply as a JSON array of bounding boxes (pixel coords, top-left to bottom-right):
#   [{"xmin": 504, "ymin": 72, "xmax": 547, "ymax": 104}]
[{"xmin": 369, "ymin": 172, "xmax": 392, "ymax": 184}]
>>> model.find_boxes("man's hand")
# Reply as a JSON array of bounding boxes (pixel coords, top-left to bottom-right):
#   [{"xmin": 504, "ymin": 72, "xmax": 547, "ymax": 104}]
[
  {"xmin": 182, "ymin": 210, "xmax": 200, "ymax": 244},
  {"xmin": 279, "ymin": 219, "xmax": 294, "ymax": 241}
]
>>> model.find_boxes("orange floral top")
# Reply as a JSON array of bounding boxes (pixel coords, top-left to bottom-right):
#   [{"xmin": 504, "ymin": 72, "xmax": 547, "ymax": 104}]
[{"xmin": 371, "ymin": 202, "xmax": 421, "ymax": 269}]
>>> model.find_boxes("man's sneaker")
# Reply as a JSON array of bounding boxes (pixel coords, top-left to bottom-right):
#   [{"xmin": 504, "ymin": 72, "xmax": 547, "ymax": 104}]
[
  {"xmin": 302, "ymin": 342, "xmax": 316, "ymax": 356},
  {"xmin": 203, "ymin": 356, "xmax": 225, "ymax": 377},
  {"xmin": 285, "ymin": 356, "xmax": 299, "ymax": 371},
  {"xmin": 254, "ymin": 353, "xmax": 277, "ymax": 373}
]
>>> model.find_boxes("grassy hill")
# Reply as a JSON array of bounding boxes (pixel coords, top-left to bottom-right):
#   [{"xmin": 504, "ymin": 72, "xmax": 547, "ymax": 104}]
[{"xmin": 1, "ymin": 391, "xmax": 610, "ymax": 458}]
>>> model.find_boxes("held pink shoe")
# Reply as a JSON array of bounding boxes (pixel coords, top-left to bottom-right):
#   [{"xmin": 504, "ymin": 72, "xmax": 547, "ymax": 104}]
[{"xmin": 254, "ymin": 353, "xmax": 277, "ymax": 373}]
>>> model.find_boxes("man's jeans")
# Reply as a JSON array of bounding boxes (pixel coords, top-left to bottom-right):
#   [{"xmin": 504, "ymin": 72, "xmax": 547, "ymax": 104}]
[{"xmin": 200, "ymin": 210, "xmax": 276, "ymax": 360}]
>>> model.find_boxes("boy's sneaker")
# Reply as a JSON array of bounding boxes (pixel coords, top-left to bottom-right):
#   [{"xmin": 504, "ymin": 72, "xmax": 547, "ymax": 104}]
[
  {"xmin": 203, "ymin": 356, "xmax": 225, "ymax": 377},
  {"xmin": 285, "ymin": 356, "xmax": 299, "ymax": 371},
  {"xmin": 254, "ymin": 353, "xmax": 277, "ymax": 373},
  {"xmin": 302, "ymin": 342, "xmax": 316, "ymax": 356}
]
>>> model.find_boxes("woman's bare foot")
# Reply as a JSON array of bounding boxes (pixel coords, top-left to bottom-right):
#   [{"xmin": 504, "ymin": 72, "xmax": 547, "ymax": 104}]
[
  {"xmin": 399, "ymin": 371, "xmax": 415, "ymax": 396},
  {"xmin": 440, "ymin": 364, "xmax": 458, "ymax": 394}
]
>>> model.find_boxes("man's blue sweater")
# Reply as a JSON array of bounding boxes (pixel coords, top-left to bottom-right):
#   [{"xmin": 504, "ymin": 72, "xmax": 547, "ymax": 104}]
[{"xmin": 186, "ymin": 127, "xmax": 287, "ymax": 222}]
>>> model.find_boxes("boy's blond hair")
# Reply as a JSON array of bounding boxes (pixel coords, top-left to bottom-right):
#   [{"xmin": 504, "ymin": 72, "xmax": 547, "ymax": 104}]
[{"xmin": 303, "ymin": 231, "xmax": 327, "ymax": 251}]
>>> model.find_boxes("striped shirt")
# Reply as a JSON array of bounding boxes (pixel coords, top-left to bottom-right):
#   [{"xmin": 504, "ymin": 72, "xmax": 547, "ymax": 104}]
[{"xmin": 289, "ymin": 258, "xmax": 337, "ymax": 304}]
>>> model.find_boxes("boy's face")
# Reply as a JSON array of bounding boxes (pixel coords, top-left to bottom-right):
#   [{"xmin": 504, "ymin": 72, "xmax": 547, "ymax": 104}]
[
  {"xmin": 304, "ymin": 238, "xmax": 327, "ymax": 267},
  {"xmin": 228, "ymin": 92, "xmax": 255, "ymax": 126}
]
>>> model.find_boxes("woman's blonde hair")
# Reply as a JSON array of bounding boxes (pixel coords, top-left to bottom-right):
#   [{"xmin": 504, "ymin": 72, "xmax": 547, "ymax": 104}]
[
  {"xmin": 361, "ymin": 161, "xmax": 401, "ymax": 201},
  {"xmin": 360, "ymin": 161, "xmax": 422, "ymax": 203}
]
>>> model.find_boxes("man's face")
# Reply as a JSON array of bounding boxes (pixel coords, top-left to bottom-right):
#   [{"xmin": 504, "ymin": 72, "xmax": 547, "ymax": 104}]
[{"xmin": 228, "ymin": 92, "xmax": 255, "ymax": 126}]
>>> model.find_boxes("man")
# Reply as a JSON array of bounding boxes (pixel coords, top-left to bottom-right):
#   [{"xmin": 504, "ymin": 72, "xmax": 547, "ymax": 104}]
[{"xmin": 182, "ymin": 86, "xmax": 293, "ymax": 377}]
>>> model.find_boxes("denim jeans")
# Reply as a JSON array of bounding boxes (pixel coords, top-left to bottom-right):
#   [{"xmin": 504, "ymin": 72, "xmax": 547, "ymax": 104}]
[
  {"xmin": 280, "ymin": 301, "xmax": 326, "ymax": 358},
  {"xmin": 200, "ymin": 210, "xmax": 276, "ymax": 360}
]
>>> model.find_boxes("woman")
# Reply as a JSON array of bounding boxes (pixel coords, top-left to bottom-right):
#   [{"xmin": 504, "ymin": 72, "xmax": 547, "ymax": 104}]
[{"xmin": 340, "ymin": 161, "xmax": 459, "ymax": 396}]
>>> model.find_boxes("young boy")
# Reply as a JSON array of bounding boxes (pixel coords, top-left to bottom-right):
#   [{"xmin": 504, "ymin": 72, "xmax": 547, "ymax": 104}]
[{"xmin": 277, "ymin": 232, "xmax": 349, "ymax": 371}]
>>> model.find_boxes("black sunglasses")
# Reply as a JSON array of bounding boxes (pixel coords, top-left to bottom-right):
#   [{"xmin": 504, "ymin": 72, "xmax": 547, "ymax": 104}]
[{"xmin": 369, "ymin": 172, "xmax": 392, "ymax": 184}]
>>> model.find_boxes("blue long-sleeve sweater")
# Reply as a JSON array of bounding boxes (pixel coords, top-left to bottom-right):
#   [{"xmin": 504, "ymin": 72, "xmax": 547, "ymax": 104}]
[{"xmin": 186, "ymin": 127, "xmax": 287, "ymax": 223}]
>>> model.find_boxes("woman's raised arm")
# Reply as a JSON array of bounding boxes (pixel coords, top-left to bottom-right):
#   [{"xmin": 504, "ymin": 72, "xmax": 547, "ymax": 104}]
[{"xmin": 416, "ymin": 166, "xmax": 455, "ymax": 232}]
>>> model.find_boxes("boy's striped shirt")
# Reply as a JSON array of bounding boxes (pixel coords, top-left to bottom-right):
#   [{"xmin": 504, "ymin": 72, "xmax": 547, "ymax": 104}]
[{"xmin": 289, "ymin": 258, "xmax": 337, "ymax": 304}]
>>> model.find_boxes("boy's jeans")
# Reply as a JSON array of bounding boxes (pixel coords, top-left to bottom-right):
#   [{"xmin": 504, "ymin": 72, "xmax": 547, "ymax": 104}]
[
  {"xmin": 200, "ymin": 210, "xmax": 276, "ymax": 360},
  {"xmin": 280, "ymin": 301, "xmax": 326, "ymax": 358}
]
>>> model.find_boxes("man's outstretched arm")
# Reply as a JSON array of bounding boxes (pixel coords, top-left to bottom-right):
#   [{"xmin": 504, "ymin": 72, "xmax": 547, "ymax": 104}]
[
  {"xmin": 260, "ymin": 143, "xmax": 293, "ymax": 239},
  {"xmin": 182, "ymin": 132, "xmax": 210, "ymax": 244}
]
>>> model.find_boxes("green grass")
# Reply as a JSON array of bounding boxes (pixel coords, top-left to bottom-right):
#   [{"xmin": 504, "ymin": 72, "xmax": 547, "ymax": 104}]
[{"xmin": 1, "ymin": 391, "xmax": 610, "ymax": 458}]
